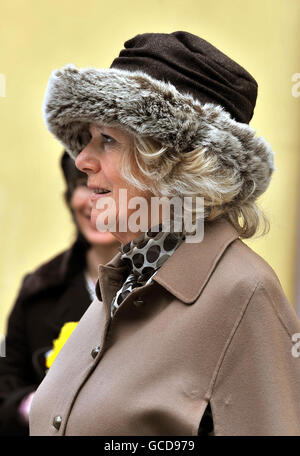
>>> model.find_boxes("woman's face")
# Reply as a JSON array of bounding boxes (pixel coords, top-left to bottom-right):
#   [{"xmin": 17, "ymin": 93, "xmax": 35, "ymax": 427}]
[
  {"xmin": 70, "ymin": 184, "xmax": 118, "ymax": 246},
  {"xmin": 75, "ymin": 123, "xmax": 153, "ymax": 244}
]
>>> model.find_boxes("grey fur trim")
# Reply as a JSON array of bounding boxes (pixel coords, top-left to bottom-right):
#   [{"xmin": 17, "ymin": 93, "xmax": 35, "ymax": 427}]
[{"xmin": 43, "ymin": 64, "xmax": 275, "ymax": 199}]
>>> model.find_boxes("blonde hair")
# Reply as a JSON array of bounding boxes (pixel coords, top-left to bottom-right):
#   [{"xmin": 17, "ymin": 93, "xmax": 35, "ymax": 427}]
[{"xmin": 120, "ymin": 135, "xmax": 270, "ymax": 239}]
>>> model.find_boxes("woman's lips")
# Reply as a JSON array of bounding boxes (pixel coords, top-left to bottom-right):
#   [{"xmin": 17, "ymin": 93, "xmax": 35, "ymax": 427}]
[{"xmin": 90, "ymin": 191, "xmax": 112, "ymax": 201}]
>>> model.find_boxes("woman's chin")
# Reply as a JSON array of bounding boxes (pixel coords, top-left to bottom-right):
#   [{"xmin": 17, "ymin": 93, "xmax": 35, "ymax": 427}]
[{"xmin": 88, "ymin": 210, "xmax": 119, "ymax": 244}]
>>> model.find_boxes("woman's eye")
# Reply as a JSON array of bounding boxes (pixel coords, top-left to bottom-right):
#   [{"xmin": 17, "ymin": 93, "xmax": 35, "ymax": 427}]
[{"xmin": 101, "ymin": 134, "xmax": 115, "ymax": 146}]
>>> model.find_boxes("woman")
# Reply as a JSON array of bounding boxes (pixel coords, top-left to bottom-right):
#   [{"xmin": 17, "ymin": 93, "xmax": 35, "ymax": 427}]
[
  {"xmin": 30, "ymin": 31, "xmax": 300, "ymax": 436},
  {"xmin": 0, "ymin": 152, "xmax": 119, "ymax": 435}
]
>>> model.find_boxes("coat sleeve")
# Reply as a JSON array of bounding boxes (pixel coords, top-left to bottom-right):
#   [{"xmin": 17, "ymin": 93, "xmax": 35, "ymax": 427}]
[
  {"xmin": 210, "ymin": 279, "xmax": 300, "ymax": 436},
  {"xmin": 0, "ymin": 276, "xmax": 37, "ymax": 436}
]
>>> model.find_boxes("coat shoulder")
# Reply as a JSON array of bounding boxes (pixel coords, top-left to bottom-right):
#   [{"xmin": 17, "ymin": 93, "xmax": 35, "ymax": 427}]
[
  {"xmin": 219, "ymin": 237, "xmax": 286, "ymax": 298},
  {"xmin": 18, "ymin": 239, "xmax": 87, "ymax": 302},
  {"xmin": 205, "ymin": 237, "xmax": 300, "ymax": 338},
  {"xmin": 20, "ymin": 249, "xmax": 70, "ymax": 300},
  {"xmin": 235, "ymin": 239, "xmax": 299, "ymax": 332}
]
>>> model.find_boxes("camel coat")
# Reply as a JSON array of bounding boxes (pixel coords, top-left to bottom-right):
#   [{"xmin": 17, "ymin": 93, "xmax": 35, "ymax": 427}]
[{"xmin": 29, "ymin": 218, "xmax": 300, "ymax": 436}]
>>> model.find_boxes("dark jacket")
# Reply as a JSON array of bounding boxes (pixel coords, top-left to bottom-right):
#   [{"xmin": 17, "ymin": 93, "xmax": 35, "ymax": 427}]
[{"xmin": 0, "ymin": 237, "xmax": 92, "ymax": 435}]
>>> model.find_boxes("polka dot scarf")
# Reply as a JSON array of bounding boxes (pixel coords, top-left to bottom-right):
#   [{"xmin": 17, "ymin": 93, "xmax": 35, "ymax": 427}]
[{"xmin": 111, "ymin": 223, "xmax": 186, "ymax": 317}]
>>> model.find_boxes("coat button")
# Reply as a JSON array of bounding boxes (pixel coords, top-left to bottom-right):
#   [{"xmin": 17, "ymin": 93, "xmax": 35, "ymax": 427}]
[
  {"xmin": 53, "ymin": 415, "xmax": 62, "ymax": 430},
  {"xmin": 133, "ymin": 298, "xmax": 144, "ymax": 307},
  {"xmin": 91, "ymin": 345, "xmax": 101, "ymax": 359}
]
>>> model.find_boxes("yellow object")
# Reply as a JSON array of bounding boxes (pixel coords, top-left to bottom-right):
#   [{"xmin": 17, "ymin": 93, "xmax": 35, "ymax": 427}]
[{"xmin": 45, "ymin": 322, "xmax": 78, "ymax": 369}]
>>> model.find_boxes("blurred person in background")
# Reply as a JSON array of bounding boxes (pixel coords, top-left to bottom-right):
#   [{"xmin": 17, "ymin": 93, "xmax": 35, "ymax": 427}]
[{"xmin": 0, "ymin": 151, "xmax": 120, "ymax": 435}]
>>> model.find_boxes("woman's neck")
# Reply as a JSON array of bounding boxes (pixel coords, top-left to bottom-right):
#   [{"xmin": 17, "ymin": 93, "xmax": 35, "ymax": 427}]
[{"xmin": 85, "ymin": 242, "xmax": 120, "ymax": 283}]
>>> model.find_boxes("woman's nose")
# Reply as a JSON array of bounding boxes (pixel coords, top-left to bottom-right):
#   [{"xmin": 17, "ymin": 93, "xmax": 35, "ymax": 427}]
[{"xmin": 75, "ymin": 144, "xmax": 100, "ymax": 175}]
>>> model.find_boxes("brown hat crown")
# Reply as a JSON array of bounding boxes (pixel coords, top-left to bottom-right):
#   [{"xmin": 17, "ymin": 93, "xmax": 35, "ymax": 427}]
[{"xmin": 110, "ymin": 31, "xmax": 258, "ymax": 124}]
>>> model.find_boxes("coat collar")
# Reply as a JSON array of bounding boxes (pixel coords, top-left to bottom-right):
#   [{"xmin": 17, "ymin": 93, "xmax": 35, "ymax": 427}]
[
  {"xmin": 98, "ymin": 217, "xmax": 239, "ymax": 305},
  {"xmin": 153, "ymin": 217, "xmax": 239, "ymax": 303}
]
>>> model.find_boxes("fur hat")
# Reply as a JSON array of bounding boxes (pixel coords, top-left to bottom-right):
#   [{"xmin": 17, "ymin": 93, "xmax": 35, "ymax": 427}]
[{"xmin": 43, "ymin": 31, "xmax": 274, "ymax": 200}]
